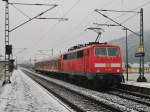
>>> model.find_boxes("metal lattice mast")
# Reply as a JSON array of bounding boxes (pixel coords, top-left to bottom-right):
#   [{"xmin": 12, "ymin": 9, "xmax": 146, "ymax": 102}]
[{"xmin": 4, "ymin": 0, "xmax": 11, "ymax": 84}]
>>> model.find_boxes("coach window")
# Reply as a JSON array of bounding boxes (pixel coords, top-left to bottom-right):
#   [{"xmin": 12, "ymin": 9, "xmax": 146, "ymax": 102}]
[
  {"xmin": 77, "ymin": 50, "xmax": 83, "ymax": 58},
  {"xmin": 72, "ymin": 52, "xmax": 77, "ymax": 59},
  {"xmin": 63, "ymin": 54, "xmax": 67, "ymax": 60},
  {"xmin": 69, "ymin": 53, "xmax": 72, "ymax": 59}
]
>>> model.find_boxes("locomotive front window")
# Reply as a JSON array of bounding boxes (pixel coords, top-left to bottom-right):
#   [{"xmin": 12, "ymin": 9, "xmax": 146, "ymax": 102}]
[
  {"xmin": 95, "ymin": 47, "xmax": 119, "ymax": 56},
  {"xmin": 95, "ymin": 47, "xmax": 107, "ymax": 56},
  {"xmin": 108, "ymin": 48, "xmax": 118, "ymax": 56}
]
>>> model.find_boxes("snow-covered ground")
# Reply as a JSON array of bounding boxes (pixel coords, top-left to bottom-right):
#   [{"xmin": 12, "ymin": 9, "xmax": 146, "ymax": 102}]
[
  {"xmin": 0, "ymin": 69, "xmax": 73, "ymax": 112},
  {"xmin": 123, "ymin": 73, "xmax": 150, "ymax": 88},
  {"xmin": 123, "ymin": 73, "xmax": 150, "ymax": 82},
  {"xmin": 23, "ymin": 68, "xmax": 150, "ymax": 112},
  {"xmin": 0, "ymin": 69, "xmax": 149, "ymax": 112},
  {"xmin": 124, "ymin": 81, "xmax": 150, "ymax": 88}
]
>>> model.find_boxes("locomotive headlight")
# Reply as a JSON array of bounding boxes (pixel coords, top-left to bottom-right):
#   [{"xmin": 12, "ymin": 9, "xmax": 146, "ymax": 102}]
[
  {"xmin": 111, "ymin": 63, "xmax": 121, "ymax": 67},
  {"xmin": 97, "ymin": 69, "xmax": 100, "ymax": 72},
  {"xmin": 117, "ymin": 69, "xmax": 120, "ymax": 72}
]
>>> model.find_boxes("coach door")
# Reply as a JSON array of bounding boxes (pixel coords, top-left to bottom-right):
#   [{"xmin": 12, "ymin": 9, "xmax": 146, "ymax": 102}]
[{"xmin": 84, "ymin": 49, "xmax": 90, "ymax": 73}]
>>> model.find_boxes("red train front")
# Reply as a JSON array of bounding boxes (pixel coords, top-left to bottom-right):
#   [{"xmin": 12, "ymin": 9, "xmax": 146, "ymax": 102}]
[{"xmin": 35, "ymin": 42, "xmax": 124, "ymax": 87}]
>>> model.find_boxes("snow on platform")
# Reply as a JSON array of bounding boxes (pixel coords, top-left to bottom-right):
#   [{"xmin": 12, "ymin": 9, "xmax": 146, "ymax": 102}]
[
  {"xmin": 0, "ymin": 69, "xmax": 73, "ymax": 112},
  {"xmin": 124, "ymin": 81, "xmax": 150, "ymax": 89},
  {"xmin": 123, "ymin": 73, "xmax": 150, "ymax": 88},
  {"xmin": 123, "ymin": 73, "xmax": 150, "ymax": 82}
]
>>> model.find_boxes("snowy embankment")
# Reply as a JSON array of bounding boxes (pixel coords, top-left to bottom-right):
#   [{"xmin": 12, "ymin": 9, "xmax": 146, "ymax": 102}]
[{"xmin": 0, "ymin": 70, "xmax": 73, "ymax": 112}]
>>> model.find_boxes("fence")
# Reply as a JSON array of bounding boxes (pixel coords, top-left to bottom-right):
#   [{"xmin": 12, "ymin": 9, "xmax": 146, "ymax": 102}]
[{"xmin": 123, "ymin": 67, "xmax": 150, "ymax": 73}]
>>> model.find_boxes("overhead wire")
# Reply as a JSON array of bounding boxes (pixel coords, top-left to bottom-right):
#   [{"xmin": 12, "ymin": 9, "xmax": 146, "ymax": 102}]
[
  {"xmin": 62, "ymin": 0, "xmax": 81, "ymax": 18},
  {"xmin": 60, "ymin": 0, "xmax": 150, "ymax": 48},
  {"xmin": 10, "ymin": 4, "xmax": 57, "ymax": 32},
  {"xmin": 133, "ymin": 0, "xmax": 150, "ymax": 9},
  {"xmin": 10, "ymin": 4, "xmax": 31, "ymax": 19},
  {"xmin": 105, "ymin": 0, "xmax": 150, "ymax": 24},
  {"xmin": 120, "ymin": 13, "xmax": 139, "ymax": 24},
  {"xmin": 31, "ymin": 0, "xmax": 117, "ymax": 50},
  {"xmin": 51, "ymin": 11, "xmax": 94, "ymax": 47},
  {"xmin": 28, "ymin": 0, "xmax": 150, "ymax": 56},
  {"xmin": 24, "ymin": 0, "xmax": 80, "ymax": 56},
  {"xmin": 52, "ymin": 0, "xmax": 117, "ymax": 48},
  {"xmin": 89, "ymin": 0, "xmax": 150, "ymax": 43},
  {"xmin": 9, "ymin": 2, "xmax": 56, "ymax": 6},
  {"xmin": 33, "ymin": 0, "xmax": 121, "ymax": 52},
  {"xmin": 100, "ymin": 0, "xmax": 150, "ymax": 37},
  {"xmin": 9, "ymin": 2, "xmax": 58, "ymax": 56},
  {"xmin": 30, "ymin": 0, "xmax": 81, "ymax": 52}
]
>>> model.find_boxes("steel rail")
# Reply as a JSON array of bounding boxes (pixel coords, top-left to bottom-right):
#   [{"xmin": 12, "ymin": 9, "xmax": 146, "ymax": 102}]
[{"xmin": 107, "ymin": 88, "xmax": 150, "ymax": 107}]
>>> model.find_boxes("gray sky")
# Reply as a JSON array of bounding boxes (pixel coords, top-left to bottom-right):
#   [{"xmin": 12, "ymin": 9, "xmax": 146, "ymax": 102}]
[{"xmin": 0, "ymin": 0, "xmax": 150, "ymax": 63}]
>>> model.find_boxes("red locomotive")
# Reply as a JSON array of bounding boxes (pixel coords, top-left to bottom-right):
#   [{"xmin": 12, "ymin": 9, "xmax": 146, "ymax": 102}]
[{"xmin": 35, "ymin": 42, "xmax": 124, "ymax": 87}]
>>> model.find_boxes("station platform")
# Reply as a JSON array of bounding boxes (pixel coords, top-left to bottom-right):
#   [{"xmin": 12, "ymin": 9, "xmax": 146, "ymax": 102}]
[
  {"xmin": 122, "ymin": 73, "xmax": 150, "ymax": 94},
  {"xmin": 0, "ymin": 69, "xmax": 73, "ymax": 112},
  {"xmin": 121, "ymin": 79, "xmax": 150, "ymax": 95},
  {"xmin": 124, "ymin": 81, "xmax": 150, "ymax": 89}
]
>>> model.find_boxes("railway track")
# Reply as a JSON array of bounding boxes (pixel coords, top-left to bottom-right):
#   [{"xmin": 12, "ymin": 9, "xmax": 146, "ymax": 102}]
[
  {"xmin": 36, "ymin": 70, "xmax": 150, "ymax": 107},
  {"xmin": 22, "ymin": 69, "xmax": 122, "ymax": 112},
  {"xmin": 107, "ymin": 88, "xmax": 150, "ymax": 107},
  {"xmin": 21, "ymin": 68, "xmax": 150, "ymax": 112}
]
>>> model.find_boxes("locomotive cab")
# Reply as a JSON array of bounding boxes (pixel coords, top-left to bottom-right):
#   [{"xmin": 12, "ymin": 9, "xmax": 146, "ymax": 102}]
[
  {"xmin": 90, "ymin": 44, "xmax": 124, "ymax": 86},
  {"xmin": 93, "ymin": 45, "xmax": 122, "ymax": 73}
]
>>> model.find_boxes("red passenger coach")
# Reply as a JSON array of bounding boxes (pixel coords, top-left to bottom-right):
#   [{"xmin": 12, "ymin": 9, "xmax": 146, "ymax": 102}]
[{"xmin": 35, "ymin": 42, "xmax": 124, "ymax": 87}]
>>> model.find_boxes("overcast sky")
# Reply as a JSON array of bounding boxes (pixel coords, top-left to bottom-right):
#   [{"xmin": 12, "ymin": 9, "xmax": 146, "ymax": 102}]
[{"xmin": 0, "ymin": 0, "xmax": 150, "ymax": 63}]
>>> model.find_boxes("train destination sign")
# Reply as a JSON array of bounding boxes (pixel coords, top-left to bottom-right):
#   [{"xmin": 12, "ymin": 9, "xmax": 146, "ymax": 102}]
[{"xmin": 135, "ymin": 52, "xmax": 145, "ymax": 57}]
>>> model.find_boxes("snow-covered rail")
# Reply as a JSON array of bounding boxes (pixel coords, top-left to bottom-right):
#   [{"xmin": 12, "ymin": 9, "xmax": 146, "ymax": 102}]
[{"xmin": 108, "ymin": 88, "xmax": 150, "ymax": 107}]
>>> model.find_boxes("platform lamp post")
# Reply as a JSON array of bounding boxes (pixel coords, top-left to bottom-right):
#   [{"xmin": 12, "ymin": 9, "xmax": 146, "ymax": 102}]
[
  {"xmin": 95, "ymin": 8, "xmax": 146, "ymax": 82},
  {"xmin": 124, "ymin": 28, "xmax": 129, "ymax": 81}
]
